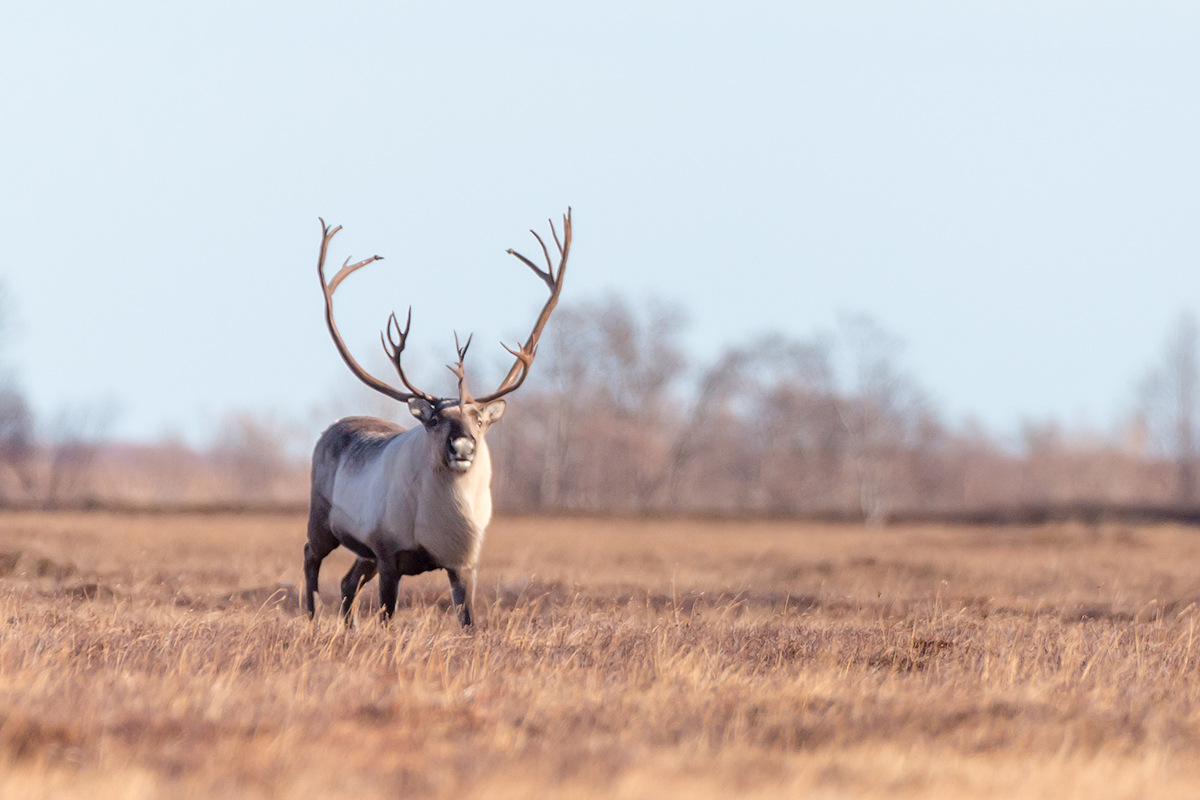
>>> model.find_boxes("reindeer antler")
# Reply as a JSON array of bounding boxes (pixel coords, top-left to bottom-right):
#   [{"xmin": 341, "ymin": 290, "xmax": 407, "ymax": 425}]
[
  {"xmin": 317, "ymin": 219, "xmax": 435, "ymax": 403},
  {"xmin": 317, "ymin": 210, "xmax": 570, "ymax": 408},
  {"xmin": 473, "ymin": 208, "xmax": 572, "ymax": 405}
]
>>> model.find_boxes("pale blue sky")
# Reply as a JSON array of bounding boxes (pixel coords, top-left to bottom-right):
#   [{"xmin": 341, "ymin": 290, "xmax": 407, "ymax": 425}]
[{"xmin": 2, "ymin": 2, "xmax": 1198, "ymax": 443}]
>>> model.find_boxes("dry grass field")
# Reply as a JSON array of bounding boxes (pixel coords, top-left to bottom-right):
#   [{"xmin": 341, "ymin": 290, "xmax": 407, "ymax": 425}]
[{"xmin": 2, "ymin": 512, "xmax": 1200, "ymax": 798}]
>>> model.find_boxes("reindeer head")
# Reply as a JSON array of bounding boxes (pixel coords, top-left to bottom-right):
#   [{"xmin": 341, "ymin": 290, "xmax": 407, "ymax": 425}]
[
  {"xmin": 407, "ymin": 398, "xmax": 506, "ymax": 473},
  {"xmin": 404, "ymin": 333, "xmax": 506, "ymax": 473},
  {"xmin": 316, "ymin": 209, "xmax": 571, "ymax": 474}
]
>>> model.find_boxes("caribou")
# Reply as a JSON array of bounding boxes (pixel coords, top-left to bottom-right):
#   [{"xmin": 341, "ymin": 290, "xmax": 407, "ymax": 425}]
[{"xmin": 304, "ymin": 210, "xmax": 571, "ymax": 627}]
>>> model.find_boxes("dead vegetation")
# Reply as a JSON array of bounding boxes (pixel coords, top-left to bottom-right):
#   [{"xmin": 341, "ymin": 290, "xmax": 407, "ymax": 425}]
[{"xmin": 2, "ymin": 512, "xmax": 1200, "ymax": 798}]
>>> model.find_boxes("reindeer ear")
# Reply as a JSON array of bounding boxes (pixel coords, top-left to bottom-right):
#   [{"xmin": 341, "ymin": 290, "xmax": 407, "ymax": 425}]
[
  {"xmin": 408, "ymin": 398, "xmax": 437, "ymax": 428},
  {"xmin": 479, "ymin": 399, "xmax": 506, "ymax": 426}
]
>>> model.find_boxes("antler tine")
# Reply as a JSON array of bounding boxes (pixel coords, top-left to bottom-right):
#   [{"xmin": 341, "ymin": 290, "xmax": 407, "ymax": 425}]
[
  {"xmin": 506, "ymin": 243, "xmax": 555, "ymax": 291},
  {"xmin": 534, "ymin": 230, "xmax": 554, "ymax": 280},
  {"xmin": 549, "ymin": 218, "xmax": 563, "ymax": 257},
  {"xmin": 446, "ymin": 332, "xmax": 475, "ymax": 406},
  {"xmin": 454, "ymin": 331, "xmax": 473, "ymax": 363},
  {"xmin": 381, "ymin": 309, "xmax": 438, "ymax": 403},
  {"xmin": 489, "ymin": 341, "xmax": 536, "ymax": 396},
  {"xmin": 318, "ymin": 219, "xmax": 383, "ymax": 293},
  {"xmin": 474, "ymin": 207, "xmax": 572, "ymax": 405}
]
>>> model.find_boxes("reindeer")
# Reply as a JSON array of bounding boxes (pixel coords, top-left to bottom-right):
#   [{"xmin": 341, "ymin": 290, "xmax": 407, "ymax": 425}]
[{"xmin": 304, "ymin": 210, "xmax": 571, "ymax": 628}]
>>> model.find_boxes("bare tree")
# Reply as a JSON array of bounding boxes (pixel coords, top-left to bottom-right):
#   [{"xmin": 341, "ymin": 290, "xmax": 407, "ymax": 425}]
[
  {"xmin": 0, "ymin": 384, "xmax": 35, "ymax": 501},
  {"xmin": 211, "ymin": 411, "xmax": 300, "ymax": 503},
  {"xmin": 838, "ymin": 314, "xmax": 931, "ymax": 522},
  {"xmin": 45, "ymin": 403, "xmax": 115, "ymax": 506},
  {"xmin": 500, "ymin": 296, "xmax": 688, "ymax": 511},
  {"xmin": 0, "ymin": 284, "xmax": 36, "ymax": 501},
  {"xmin": 657, "ymin": 333, "xmax": 839, "ymax": 512},
  {"xmin": 1138, "ymin": 311, "xmax": 1200, "ymax": 503},
  {"xmin": 495, "ymin": 301, "xmax": 949, "ymax": 518},
  {"xmin": 486, "ymin": 294, "xmax": 1200, "ymax": 520}
]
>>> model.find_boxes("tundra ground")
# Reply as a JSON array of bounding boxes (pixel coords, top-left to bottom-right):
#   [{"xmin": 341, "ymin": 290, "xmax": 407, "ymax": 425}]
[{"xmin": 1, "ymin": 512, "xmax": 1200, "ymax": 798}]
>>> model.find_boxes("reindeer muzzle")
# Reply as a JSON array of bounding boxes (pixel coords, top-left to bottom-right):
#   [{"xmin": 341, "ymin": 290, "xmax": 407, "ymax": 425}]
[{"xmin": 448, "ymin": 437, "xmax": 476, "ymax": 472}]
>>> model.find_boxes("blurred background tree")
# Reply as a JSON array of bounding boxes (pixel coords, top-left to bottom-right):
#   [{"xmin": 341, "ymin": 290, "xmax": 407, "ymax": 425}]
[{"xmin": 1138, "ymin": 312, "xmax": 1200, "ymax": 503}]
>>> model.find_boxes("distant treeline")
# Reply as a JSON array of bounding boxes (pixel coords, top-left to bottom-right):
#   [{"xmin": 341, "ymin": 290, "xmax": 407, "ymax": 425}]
[
  {"xmin": 11, "ymin": 496, "xmax": 1200, "ymax": 530},
  {"xmin": 2, "ymin": 297, "xmax": 1199, "ymax": 524},
  {"xmin": 489, "ymin": 299, "xmax": 1200, "ymax": 522}
]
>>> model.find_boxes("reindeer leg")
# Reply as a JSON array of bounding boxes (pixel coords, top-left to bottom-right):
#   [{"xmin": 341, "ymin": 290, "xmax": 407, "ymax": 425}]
[
  {"xmin": 304, "ymin": 499, "xmax": 339, "ymax": 619},
  {"xmin": 303, "ymin": 539, "xmax": 337, "ymax": 620},
  {"xmin": 377, "ymin": 554, "xmax": 401, "ymax": 621},
  {"xmin": 340, "ymin": 558, "xmax": 377, "ymax": 624},
  {"xmin": 447, "ymin": 568, "xmax": 475, "ymax": 629}
]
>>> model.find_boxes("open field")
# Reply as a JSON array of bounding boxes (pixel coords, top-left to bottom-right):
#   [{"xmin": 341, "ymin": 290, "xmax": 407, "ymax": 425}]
[{"xmin": 2, "ymin": 513, "xmax": 1200, "ymax": 797}]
